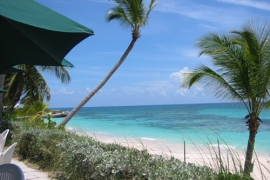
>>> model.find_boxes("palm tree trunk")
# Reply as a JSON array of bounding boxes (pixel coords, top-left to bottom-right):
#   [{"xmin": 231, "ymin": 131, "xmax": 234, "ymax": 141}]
[
  {"xmin": 56, "ymin": 37, "xmax": 138, "ymax": 127},
  {"xmin": 8, "ymin": 87, "xmax": 23, "ymax": 114},
  {"xmin": 244, "ymin": 130, "xmax": 256, "ymax": 176},
  {"xmin": 0, "ymin": 74, "xmax": 6, "ymax": 120}
]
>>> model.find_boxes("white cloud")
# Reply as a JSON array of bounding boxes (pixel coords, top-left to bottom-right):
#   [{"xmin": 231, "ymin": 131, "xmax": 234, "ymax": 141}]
[
  {"xmin": 159, "ymin": 91, "xmax": 167, "ymax": 96},
  {"xmin": 58, "ymin": 87, "xmax": 74, "ymax": 94},
  {"xmin": 86, "ymin": 87, "xmax": 91, "ymax": 92},
  {"xmin": 170, "ymin": 67, "xmax": 207, "ymax": 97},
  {"xmin": 216, "ymin": 0, "xmax": 270, "ymax": 11},
  {"xmin": 170, "ymin": 67, "xmax": 190, "ymax": 83},
  {"xmin": 122, "ymin": 87, "xmax": 145, "ymax": 95},
  {"xmin": 156, "ymin": 0, "xmax": 248, "ymax": 28},
  {"xmin": 175, "ymin": 88, "xmax": 188, "ymax": 96}
]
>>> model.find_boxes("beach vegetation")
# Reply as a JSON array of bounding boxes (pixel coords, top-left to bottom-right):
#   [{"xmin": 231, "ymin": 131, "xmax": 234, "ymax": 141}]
[
  {"xmin": 57, "ymin": 0, "xmax": 158, "ymax": 127},
  {"xmin": 7, "ymin": 100, "xmax": 57, "ymax": 130},
  {"xmin": 182, "ymin": 18, "xmax": 270, "ymax": 177},
  {"xmin": 9, "ymin": 121, "xmax": 258, "ymax": 180},
  {"xmin": 15, "ymin": 100, "xmax": 48, "ymax": 122}
]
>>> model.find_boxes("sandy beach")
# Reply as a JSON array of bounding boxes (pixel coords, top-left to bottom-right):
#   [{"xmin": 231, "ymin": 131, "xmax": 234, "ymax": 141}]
[{"xmin": 83, "ymin": 131, "xmax": 270, "ymax": 180}]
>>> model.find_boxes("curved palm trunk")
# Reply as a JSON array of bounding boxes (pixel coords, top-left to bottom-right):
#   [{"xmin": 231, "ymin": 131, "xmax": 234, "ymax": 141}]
[
  {"xmin": 0, "ymin": 74, "xmax": 6, "ymax": 120},
  {"xmin": 244, "ymin": 130, "xmax": 256, "ymax": 176},
  {"xmin": 56, "ymin": 37, "xmax": 138, "ymax": 127},
  {"xmin": 244, "ymin": 104, "xmax": 259, "ymax": 177}
]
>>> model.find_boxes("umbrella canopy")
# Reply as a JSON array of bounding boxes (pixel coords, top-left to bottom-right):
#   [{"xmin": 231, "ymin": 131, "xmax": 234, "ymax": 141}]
[
  {"xmin": 0, "ymin": 88, "xmax": 6, "ymax": 93},
  {"xmin": 1, "ymin": 66, "xmax": 25, "ymax": 74},
  {"xmin": 0, "ymin": 0, "xmax": 94, "ymax": 73}
]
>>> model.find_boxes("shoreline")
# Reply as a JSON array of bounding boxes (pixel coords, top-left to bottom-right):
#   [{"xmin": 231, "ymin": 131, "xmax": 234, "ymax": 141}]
[{"xmin": 70, "ymin": 128, "xmax": 270, "ymax": 180}]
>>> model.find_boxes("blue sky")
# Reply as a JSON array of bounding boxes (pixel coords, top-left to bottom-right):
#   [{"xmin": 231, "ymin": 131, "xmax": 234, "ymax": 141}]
[{"xmin": 36, "ymin": 0, "xmax": 270, "ymax": 108}]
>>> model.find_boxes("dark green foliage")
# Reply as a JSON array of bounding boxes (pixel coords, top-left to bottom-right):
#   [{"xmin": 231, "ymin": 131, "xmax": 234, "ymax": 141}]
[
  {"xmin": 0, "ymin": 120, "xmax": 14, "ymax": 144},
  {"xmin": 15, "ymin": 129, "xmax": 68, "ymax": 170},
  {"xmin": 17, "ymin": 131, "xmax": 37, "ymax": 159},
  {"xmin": 45, "ymin": 114, "xmax": 57, "ymax": 129},
  {"xmin": 217, "ymin": 173, "xmax": 254, "ymax": 180},
  {"xmin": 2, "ymin": 111, "xmax": 17, "ymax": 121}
]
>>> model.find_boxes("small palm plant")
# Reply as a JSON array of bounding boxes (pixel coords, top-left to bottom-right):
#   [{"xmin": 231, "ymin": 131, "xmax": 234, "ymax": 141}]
[{"xmin": 16, "ymin": 100, "xmax": 48, "ymax": 122}]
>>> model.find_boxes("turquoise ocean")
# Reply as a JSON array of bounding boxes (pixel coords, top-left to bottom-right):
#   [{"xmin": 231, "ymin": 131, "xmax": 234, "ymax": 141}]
[{"xmin": 51, "ymin": 103, "xmax": 270, "ymax": 153}]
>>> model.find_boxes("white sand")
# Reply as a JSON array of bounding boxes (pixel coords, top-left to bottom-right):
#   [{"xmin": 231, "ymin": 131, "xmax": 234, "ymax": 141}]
[{"xmin": 80, "ymin": 131, "xmax": 270, "ymax": 180}]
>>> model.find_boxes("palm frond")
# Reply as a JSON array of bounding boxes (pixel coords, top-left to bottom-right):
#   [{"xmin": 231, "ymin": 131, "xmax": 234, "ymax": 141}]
[
  {"xmin": 182, "ymin": 65, "xmax": 243, "ymax": 102},
  {"xmin": 38, "ymin": 66, "xmax": 71, "ymax": 84},
  {"xmin": 106, "ymin": 6, "xmax": 133, "ymax": 29},
  {"xmin": 106, "ymin": 0, "xmax": 157, "ymax": 32},
  {"xmin": 184, "ymin": 18, "xmax": 270, "ymax": 116}
]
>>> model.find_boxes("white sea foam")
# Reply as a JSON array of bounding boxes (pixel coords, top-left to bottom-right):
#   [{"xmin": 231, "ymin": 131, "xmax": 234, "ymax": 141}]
[
  {"xmin": 141, "ymin": 137, "xmax": 156, "ymax": 141},
  {"xmin": 67, "ymin": 127, "xmax": 73, "ymax": 131},
  {"xmin": 210, "ymin": 143, "xmax": 236, "ymax": 149}
]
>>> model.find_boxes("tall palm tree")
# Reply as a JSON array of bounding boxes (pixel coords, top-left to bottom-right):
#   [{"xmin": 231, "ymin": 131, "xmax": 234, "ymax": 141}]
[
  {"xmin": 4, "ymin": 65, "xmax": 71, "ymax": 114},
  {"xmin": 57, "ymin": 0, "xmax": 157, "ymax": 127},
  {"xmin": 182, "ymin": 19, "xmax": 270, "ymax": 176}
]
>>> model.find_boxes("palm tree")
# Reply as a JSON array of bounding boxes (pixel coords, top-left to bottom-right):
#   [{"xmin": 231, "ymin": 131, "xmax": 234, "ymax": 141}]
[
  {"xmin": 4, "ymin": 65, "xmax": 71, "ymax": 114},
  {"xmin": 57, "ymin": 0, "xmax": 157, "ymax": 127},
  {"xmin": 182, "ymin": 19, "xmax": 270, "ymax": 176}
]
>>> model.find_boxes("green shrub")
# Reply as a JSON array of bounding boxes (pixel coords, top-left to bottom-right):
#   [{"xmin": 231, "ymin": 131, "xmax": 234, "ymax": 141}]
[
  {"xmin": 13, "ymin": 126, "xmax": 217, "ymax": 179},
  {"xmin": 15, "ymin": 129, "xmax": 68, "ymax": 170},
  {"xmin": 13, "ymin": 123, "xmax": 258, "ymax": 180},
  {"xmin": 2, "ymin": 111, "xmax": 17, "ymax": 121},
  {"xmin": 217, "ymin": 173, "xmax": 254, "ymax": 180},
  {"xmin": 16, "ymin": 130, "xmax": 38, "ymax": 159},
  {"xmin": 0, "ymin": 120, "xmax": 14, "ymax": 144}
]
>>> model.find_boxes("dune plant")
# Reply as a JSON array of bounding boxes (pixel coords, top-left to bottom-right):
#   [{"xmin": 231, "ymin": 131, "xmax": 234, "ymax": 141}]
[
  {"xmin": 182, "ymin": 18, "xmax": 270, "ymax": 176},
  {"xmin": 11, "ymin": 119, "xmax": 270, "ymax": 179},
  {"xmin": 14, "ymin": 125, "xmax": 218, "ymax": 180},
  {"xmin": 12, "ymin": 121, "xmax": 270, "ymax": 179}
]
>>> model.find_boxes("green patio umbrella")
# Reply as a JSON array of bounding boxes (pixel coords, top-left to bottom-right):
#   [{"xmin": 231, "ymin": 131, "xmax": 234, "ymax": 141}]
[
  {"xmin": 2, "ymin": 66, "xmax": 25, "ymax": 74},
  {"xmin": 0, "ymin": 88, "xmax": 6, "ymax": 93},
  {"xmin": 0, "ymin": 0, "xmax": 94, "ymax": 73}
]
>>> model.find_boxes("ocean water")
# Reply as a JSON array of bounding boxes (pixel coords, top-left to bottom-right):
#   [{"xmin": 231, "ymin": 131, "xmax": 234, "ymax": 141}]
[{"xmin": 51, "ymin": 103, "xmax": 270, "ymax": 153}]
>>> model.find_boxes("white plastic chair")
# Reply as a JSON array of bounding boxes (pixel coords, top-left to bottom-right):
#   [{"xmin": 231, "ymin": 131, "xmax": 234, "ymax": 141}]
[
  {"xmin": 0, "ymin": 163, "xmax": 25, "ymax": 180},
  {"xmin": 0, "ymin": 143, "xmax": 17, "ymax": 165},
  {"xmin": 0, "ymin": 129, "xmax": 9, "ymax": 152}
]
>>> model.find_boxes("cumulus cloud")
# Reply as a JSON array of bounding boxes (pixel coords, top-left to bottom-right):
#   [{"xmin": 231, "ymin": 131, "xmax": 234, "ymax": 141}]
[
  {"xmin": 170, "ymin": 67, "xmax": 206, "ymax": 97},
  {"xmin": 170, "ymin": 67, "xmax": 190, "ymax": 83}
]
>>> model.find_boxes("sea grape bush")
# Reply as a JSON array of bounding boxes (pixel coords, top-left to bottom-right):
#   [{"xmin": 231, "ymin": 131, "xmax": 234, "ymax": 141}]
[
  {"xmin": 57, "ymin": 135, "xmax": 216, "ymax": 180},
  {"xmin": 12, "ymin": 123, "xmax": 252, "ymax": 180}
]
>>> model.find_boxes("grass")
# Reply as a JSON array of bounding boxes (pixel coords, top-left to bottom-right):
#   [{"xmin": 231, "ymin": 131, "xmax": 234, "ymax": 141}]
[{"xmin": 7, "ymin": 120, "xmax": 263, "ymax": 180}]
